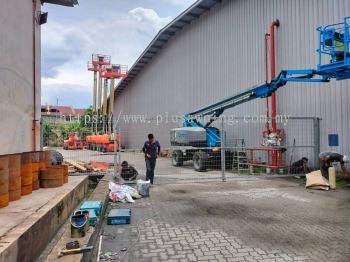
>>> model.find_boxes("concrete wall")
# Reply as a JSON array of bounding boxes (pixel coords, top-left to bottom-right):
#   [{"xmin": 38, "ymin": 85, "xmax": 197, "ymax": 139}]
[
  {"xmin": 0, "ymin": 177, "xmax": 88, "ymax": 262},
  {"xmin": 0, "ymin": 0, "xmax": 41, "ymax": 154},
  {"xmin": 114, "ymin": 0, "xmax": 350, "ymax": 163}
]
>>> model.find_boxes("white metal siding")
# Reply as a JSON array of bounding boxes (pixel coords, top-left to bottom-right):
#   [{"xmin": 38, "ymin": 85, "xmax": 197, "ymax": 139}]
[
  {"xmin": 0, "ymin": 0, "xmax": 41, "ymax": 154},
  {"xmin": 114, "ymin": 0, "xmax": 350, "ymax": 158}
]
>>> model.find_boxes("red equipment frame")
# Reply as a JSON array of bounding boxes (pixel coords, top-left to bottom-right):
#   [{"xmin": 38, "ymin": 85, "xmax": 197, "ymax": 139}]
[
  {"xmin": 92, "ymin": 54, "xmax": 111, "ymax": 66},
  {"xmin": 85, "ymin": 134, "xmax": 120, "ymax": 153},
  {"xmin": 101, "ymin": 64, "xmax": 128, "ymax": 79},
  {"xmin": 63, "ymin": 133, "xmax": 84, "ymax": 150},
  {"xmin": 247, "ymin": 147, "xmax": 286, "ymax": 174},
  {"xmin": 87, "ymin": 61, "xmax": 103, "ymax": 72}
]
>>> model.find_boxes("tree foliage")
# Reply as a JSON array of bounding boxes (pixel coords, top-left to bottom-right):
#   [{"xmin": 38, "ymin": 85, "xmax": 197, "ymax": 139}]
[{"xmin": 42, "ymin": 107, "xmax": 92, "ymax": 147}]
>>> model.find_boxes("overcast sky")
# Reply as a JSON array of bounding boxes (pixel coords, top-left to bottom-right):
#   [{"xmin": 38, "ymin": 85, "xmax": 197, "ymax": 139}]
[{"xmin": 41, "ymin": 0, "xmax": 197, "ymax": 108}]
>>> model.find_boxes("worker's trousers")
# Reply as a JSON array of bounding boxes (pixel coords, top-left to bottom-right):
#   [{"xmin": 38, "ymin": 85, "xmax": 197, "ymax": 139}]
[
  {"xmin": 146, "ymin": 158, "xmax": 156, "ymax": 184},
  {"xmin": 320, "ymin": 160, "xmax": 330, "ymax": 179}
]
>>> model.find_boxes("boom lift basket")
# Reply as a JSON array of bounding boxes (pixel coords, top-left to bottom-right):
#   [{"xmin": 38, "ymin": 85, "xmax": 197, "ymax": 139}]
[
  {"xmin": 101, "ymin": 64, "xmax": 128, "ymax": 78},
  {"xmin": 92, "ymin": 54, "xmax": 111, "ymax": 66},
  {"xmin": 317, "ymin": 17, "xmax": 350, "ymax": 77},
  {"xmin": 87, "ymin": 61, "xmax": 102, "ymax": 72}
]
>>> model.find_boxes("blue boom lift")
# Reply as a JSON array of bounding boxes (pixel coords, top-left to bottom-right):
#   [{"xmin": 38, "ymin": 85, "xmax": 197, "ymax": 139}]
[{"xmin": 170, "ymin": 17, "xmax": 350, "ymax": 171}]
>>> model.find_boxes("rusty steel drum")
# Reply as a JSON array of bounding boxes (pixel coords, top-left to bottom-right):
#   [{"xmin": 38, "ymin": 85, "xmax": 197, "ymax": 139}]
[
  {"xmin": 21, "ymin": 152, "xmax": 32, "ymax": 196},
  {"xmin": 31, "ymin": 152, "xmax": 40, "ymax": 190},
  {"xmin": 0, "ymin": 193, "xmax": 9, "ymax": 208},
  {"xmin": 0, "ymin": 156, "xmax": 9, "ymax": 198},
  {"xmin": 8, "ymin": 154, "xmax": 21, "ymax": 201},
  {"xmin": 39, "ymin": 151, "xmax": 46, "ymax": 170},
  {"xmin": 40, "ymin": 166, "xmax": 64, "ymax": 188},
  {"xmin": 9, "ymin": 189, "xmax": 21, "ymax": 201},
  {"xmin": 44, "ymin": 151, "xmax": 52, "ymax": 167}
]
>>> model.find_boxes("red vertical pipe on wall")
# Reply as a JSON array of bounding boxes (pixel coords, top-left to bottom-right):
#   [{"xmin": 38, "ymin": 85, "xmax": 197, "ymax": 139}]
[
  {"xmin": 32, "ymin": 0, "xmax": 37, "ymax": 151},
  {"xmin": 264, "ymin": 33, "xmax": 270, "ymax": 132},
  {"xmin": 270, "ymin": 19, "xmax": 280, "ymax": 132}
]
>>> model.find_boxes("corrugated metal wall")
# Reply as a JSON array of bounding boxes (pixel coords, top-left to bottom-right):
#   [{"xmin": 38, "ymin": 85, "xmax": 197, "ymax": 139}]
[{"xmin": 114, "ymin": 0, "xmax": 350, "ymax": 161}]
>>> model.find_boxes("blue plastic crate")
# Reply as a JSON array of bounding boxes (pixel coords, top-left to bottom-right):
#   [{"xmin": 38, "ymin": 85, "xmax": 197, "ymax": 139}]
[
  {"xmin": 80, "ymin": 201, "xmax": 103, "ymax": 216},
  {"xmin": 86, "ymin": 209, "xmax": 97, "ymax": 227},
  {"xmin": 107, "ymin": 208, "xmax": 131, "ymax": 225}
]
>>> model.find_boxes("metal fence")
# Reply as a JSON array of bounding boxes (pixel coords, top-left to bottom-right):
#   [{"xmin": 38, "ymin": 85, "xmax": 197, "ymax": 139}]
[
  {"xmin": 40, "ymin": 119, "xmax": 120, "ymax": 179},
  {"xmin": 39, "ymin": 115, "xmax": 321, "ymax": 183},
  {"xmin": 110, "ymin": 115, "xmax": 321, "ymax": 183}
]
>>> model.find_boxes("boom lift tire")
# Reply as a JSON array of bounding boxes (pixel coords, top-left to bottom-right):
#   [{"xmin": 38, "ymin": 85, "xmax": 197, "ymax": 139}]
[
  {"xmin": 193, "ymin": 151, "xmax": 208, "ymax": 172},
  {"xmin": 172, "ymin": 150, "xmax": 184, "ymax": 166}
]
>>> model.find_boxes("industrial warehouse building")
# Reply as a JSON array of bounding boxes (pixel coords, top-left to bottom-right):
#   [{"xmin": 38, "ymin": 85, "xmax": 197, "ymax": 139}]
[{"xmin": 114, "ymin": 0, "xmax": 350, "ymax": 167}]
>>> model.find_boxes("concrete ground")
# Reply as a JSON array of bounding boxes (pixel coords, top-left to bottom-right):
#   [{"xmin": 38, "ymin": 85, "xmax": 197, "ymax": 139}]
[
  {"xmin": 60, "ymin": 149, "xmax": 258, "ymax": 183},
  {"xmin": 61, "ymin": 150, "xmax": 350, "ymax": 262}
]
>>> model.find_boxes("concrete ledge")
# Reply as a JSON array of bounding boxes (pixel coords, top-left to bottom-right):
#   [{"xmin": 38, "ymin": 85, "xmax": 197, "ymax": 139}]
[
  {"xmin": 0, "ymin": 176, "xmax": 88, "ymax": 262},
  {"xmin": 43, "ymin": 174, "xmax": 112, "ymax": 262},
  {"xmin": 83, "ymin": 175, "xmax": 112, "ymax": 262}
]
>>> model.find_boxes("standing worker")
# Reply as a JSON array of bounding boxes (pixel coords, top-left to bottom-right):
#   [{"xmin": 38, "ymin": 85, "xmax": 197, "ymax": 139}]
[
  {"xmin": 142, "ymin": 134, "xmax": 161, "ymax": 184},
  {"xmin": 319, "ymin": 151, "xmax": 349, "ymax": 179}
]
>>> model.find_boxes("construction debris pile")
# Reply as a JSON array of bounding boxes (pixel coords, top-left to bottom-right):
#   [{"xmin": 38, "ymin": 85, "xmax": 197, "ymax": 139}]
[
  {"xmin": 158, "ymin": 151, "xmax": 171, "ymax": 158},
  {"xmin": 108, "ymin": 181, "xmax": 143, "ymax": 203},
  {"xmin": 305, "ymin": 168, "xmax": 337, "ymax": 191},
  {"xmin": 63, "ymin": 159, "xmax": 111, "ymax": 173}
]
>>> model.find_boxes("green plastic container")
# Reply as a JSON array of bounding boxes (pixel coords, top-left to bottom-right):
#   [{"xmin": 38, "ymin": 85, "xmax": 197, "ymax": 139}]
[
  {"xmin": 107, "ymin": 209, "xmax": 131, "ymax": 225},
  {"xmin": 80, "ymin": 200, "xmax": 103, "ymax": 216},
  {"xmin": 86, "ymin": 209, "xmax": 97, "ymax": 227}
]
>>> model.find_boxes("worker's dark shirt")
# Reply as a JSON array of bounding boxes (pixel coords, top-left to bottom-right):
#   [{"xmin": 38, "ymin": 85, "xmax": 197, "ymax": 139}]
[
  {"xmin": 292, "ymin": 159, "xmax": 304, "ymax": 168},
  {"xmin": 319, "ymin": 151, "xmax": 344, "ymax": 164},
  {"xmin": 142, "ymin": 140, "xmax": 161, "ymax": 159},
  {"xmin": 120, "ymin": 166, "xmax": 138, "ymax": 180},
  {"xmin": 290, "ymin": 159, "xmax": 310, "ymax": 174}
]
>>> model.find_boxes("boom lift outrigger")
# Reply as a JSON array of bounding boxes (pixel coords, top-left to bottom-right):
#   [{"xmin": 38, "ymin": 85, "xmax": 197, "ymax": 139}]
[{"xmin": 171, "ymin": 17, "xmax": 350, "ymax": 171}]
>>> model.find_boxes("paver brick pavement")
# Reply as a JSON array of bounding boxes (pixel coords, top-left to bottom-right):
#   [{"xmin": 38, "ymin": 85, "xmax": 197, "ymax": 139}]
[
  {"xmin": 63, "ymin": 147, "xmax": 350, "ymax": 262},
  {"xmin": 99, "ymin": 177, "xmax": 350, "ymax": 262}
]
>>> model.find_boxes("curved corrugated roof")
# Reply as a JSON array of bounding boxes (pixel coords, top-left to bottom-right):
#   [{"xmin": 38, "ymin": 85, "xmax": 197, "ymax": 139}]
[{"xmin": 116, "ymin": 0, "xmax": 222, "ymax": 95}]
